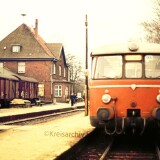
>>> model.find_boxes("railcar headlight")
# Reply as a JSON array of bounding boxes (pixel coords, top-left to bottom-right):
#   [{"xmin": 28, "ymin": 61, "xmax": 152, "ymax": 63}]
[
  {"xmin": 157, "ymin": 94, "xmax": 160, "ymax": 103},
  {"xmin": 102, "ymin": 94, "xmax": 111, "ymax": 104}
]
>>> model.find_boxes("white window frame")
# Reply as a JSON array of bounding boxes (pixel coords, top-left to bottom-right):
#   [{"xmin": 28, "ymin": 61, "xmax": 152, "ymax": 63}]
[
  {"xmin": 54, "ymin": 85, "xmax": 62, "ymax": 97},
  {"xmin": 53, "ymin": 64, "xmax": 56, "ymax": 74},
  {"xmin": 18, "ymin": 62, "xmax": 25, "ymax": 73},
  {"xmin": 59, "ymin": 66, "xmax": 62, "ymax": 76},
  {"xmin": 12, "ymin": 45, "xmax": 21, "ymax": 53},
  {"xmin": 64, "ymin": 67, "xmax": 66, "ymax": 77}
]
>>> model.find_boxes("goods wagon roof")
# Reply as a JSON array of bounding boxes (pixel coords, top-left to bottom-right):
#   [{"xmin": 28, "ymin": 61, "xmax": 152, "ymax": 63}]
[
  {"xmin": 0, "ymin": 73, "xmax": 18, "ymax": 80},
  {"xmin": 91, "ymin": 42, "xmax": 160, "ymax": 56},
  {"xmin": 14, "ymin": 75, "xmax": 38, "ymax": 83},
  {"xmin": 0, "ymin": 68, "xmax": 38, "ymax": 82}
]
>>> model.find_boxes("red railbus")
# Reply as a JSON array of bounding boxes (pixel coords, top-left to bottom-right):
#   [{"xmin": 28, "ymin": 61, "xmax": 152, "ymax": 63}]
[{"xmin": 90, "ymin": 42, "xmax": 160, "ymax": 135}]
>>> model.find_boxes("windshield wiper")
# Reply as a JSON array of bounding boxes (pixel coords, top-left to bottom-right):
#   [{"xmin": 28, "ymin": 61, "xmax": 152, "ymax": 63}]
[
  {"xmin": 99, "ymin": 76, "xmax": 120, "ymax": 79},
  {"xmin": 148, "ymin": 76, "xmax": 160, "ymax": 78}
]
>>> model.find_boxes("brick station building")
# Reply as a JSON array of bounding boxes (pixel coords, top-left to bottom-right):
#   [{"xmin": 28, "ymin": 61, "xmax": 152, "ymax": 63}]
[{"xmin": 0, "ymin": 19, "xmax": 72, "ymax": 103}]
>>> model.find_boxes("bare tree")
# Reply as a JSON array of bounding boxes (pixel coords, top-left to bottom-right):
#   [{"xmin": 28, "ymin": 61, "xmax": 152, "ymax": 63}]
[
  {"xmin": 141, "ymin": 0, "xmax": 160, "ymax": 43},
  {"xmin": 66, "ymin": 53, "xmax": 83, "ymax": 82},
  {"xmin": 66, "ymin": 53, "xmax": 84, "ymax": 94}
]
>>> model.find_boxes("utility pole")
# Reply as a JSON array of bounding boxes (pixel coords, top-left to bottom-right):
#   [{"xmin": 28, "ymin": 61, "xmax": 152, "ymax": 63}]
[{"xmin": 85, "ymin": 15, "xmax": 89, "ymax": 116}]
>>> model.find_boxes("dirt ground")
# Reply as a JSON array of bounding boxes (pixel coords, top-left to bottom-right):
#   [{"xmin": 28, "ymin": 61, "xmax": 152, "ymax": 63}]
[{"xmin": 0, "ymin": 112, "xmax": 94, "ymax": 160}]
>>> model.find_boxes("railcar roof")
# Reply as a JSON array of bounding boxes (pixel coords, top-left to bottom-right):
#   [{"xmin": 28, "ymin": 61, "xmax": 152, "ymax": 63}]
[{"xmin": 91, "ymin": 42, "xmax": 160, "ymax": 56}]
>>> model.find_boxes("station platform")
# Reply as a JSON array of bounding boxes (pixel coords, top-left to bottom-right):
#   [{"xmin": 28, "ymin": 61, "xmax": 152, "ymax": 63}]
[{"xmin": 0, "ymin": 105, "xmax": 94, "ymax": 160}]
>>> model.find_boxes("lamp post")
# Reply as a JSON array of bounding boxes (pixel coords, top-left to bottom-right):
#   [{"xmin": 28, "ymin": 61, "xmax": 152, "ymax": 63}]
[{"xmin": 85, "ymin": 15, "xmax": 89, "ymax": 116}]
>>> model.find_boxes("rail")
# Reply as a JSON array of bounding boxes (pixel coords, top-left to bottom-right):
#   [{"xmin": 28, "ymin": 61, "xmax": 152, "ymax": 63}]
[
  {"xmin": 155, "ymin": 144, "xmax": 160, "ymax": 160},
  {"xmin": 99, "ymin": 138, "xmax": 114, "ymax": 160},
  {"xmin": 56, "ymin": 131, "xmax": 160, "ymax": 160}
]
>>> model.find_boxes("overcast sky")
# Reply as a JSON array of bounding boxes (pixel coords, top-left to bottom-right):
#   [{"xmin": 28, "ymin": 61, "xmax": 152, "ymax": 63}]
[{"xmin": 0, "ymin": 0, "xmax": 155, "ymax": 63}]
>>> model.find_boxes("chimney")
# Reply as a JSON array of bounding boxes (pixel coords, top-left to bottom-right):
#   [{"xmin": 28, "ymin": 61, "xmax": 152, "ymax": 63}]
[{"xmin": 34, "ymin": 19, "xmax": 38, "ymax": 37}]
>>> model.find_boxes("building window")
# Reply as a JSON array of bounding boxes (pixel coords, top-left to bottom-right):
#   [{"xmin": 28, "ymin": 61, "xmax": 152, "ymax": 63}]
[
  {"xmin": 18, "ymin": 62, "xmax": 25, "ymax": 73},
  {"xmin": 54, "ymin": 85, "xmax": 62, "ymax": 97},
  {"xmin": 68, "ymin": 70, "xmax": 70, "ymax": 82},
  {"xmin": 53, "ymin": 64, "xmax": 56, "ymax": 74},
  {"xmin": 38, "ymin": 83, "xmax": 44, "ymax": 97},
  {"xmin": 12, "ymin": 45, "xmax": 21, "ymax": 53},
  {"xmin": 59, "ymin": 66, "xmax": 62, "ymax": 76},
  {"xmin": 64, "ymin": 68, "xmax": 66, "ymax": 77}
]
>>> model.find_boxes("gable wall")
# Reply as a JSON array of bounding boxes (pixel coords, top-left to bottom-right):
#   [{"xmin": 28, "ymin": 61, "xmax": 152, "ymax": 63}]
[
  {"xmin": 0, "ymin": 25, "xmax": 49, "ymax": 58},
  {"xmin": 52, "ymin": 53, "xmax": 70, "ymax": 102},
  {"xmin": 0, "ymin": 23, "xmax": 71, "ymax": 103},
  {"xmin": 53, "ymin": 53, "xmax": 68, "ymax": 81}
]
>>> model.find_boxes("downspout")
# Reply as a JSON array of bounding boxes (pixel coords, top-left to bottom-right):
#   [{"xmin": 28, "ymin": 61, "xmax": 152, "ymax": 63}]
[
  {"xmin": 51, "ymin": 62, "xmax": 53, "ymax": 103},
  {"xmin": 28, "ymin": 82, "xmax": 30, "ymax": 98},
  {"xmin": 0, "ymin": 79, "xmax": 2, "ymax": 99},
  {"xmin": 4, "ymin": 79, "xmax": 6, "ymax": 99}
]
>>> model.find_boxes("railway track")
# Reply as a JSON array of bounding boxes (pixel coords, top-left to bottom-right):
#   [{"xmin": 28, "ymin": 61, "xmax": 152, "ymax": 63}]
[
  {"xmin": 0, "ymin": 108, "xmax": 84, "ymax": 126},
  {"xmin": 56, "ymin": 129, "xmax": 160, "ymax": 160},
  {"xmin": 100, "ymin": 135, "xmax": 160, "ymax": 160}
]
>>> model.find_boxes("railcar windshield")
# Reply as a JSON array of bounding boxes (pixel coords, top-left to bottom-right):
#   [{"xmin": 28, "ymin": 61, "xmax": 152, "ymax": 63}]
[
  {"xmin": 125, "ymin": 62, "xmax": 142, "ymax": 78},
  {"xmin": 145, "ymin": 55, "xmax": 160, "ymax": 78},
  {"xmin": 92, "ymin": 54, "xmax": 160, "ymax": 79},
  {"xmin": 92, "ymin": 56, "xmax": 122, "ymax": 79}
]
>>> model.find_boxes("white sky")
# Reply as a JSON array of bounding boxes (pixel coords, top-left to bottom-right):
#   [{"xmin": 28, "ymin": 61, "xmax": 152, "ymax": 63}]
[{"xmin": 0, "ymin": 0, "xmax": 155, "ymax": 63}]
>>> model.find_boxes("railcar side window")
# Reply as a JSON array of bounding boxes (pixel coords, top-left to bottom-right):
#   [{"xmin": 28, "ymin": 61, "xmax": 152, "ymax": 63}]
[
  {"xmin": 93, "ymin": 56, "xmax": 122, "ymax": 79},
  {"xmin": 145, "ymin": 55, "xmax": 160, "ymax": 78}
]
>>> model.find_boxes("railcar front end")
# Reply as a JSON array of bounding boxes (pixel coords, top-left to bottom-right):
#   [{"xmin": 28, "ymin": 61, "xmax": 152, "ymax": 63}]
[{"xmin": 90, "ymin": 43, "xmax": 160, "ymax": 135}]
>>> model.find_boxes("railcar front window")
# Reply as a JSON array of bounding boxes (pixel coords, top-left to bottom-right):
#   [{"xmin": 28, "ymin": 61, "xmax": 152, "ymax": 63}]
[
  {"xmin": 145, "ymin": 55, "xmax": 160, "ymax": 78},
  {"xmin": 93, "ymin": 56, "xmax": 122, "ymax": 79},
  {"xmin": 125, "ymin": 62, "xmax": 142, "ymax": 78}
]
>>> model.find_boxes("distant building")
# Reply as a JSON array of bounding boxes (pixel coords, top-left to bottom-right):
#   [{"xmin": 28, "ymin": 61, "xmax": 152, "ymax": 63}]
[{"xmin": 0, "ymin": 19, "xmax": 72, "ymax": 103}]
